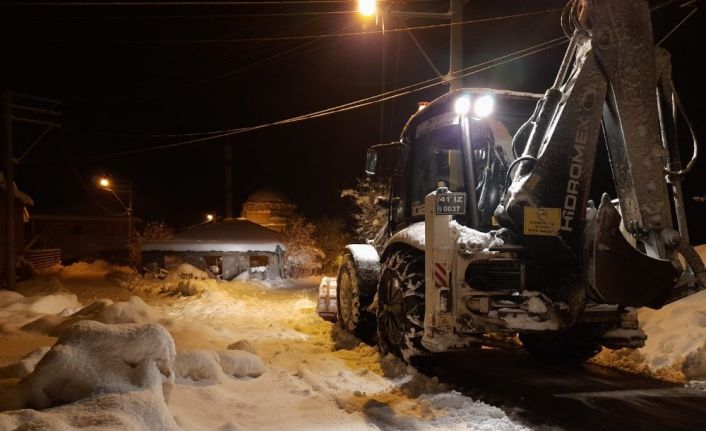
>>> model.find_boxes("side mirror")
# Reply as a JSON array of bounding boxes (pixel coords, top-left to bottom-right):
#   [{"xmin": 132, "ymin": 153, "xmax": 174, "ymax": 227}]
[{"xmin": 365, "ymin": 142, "xmax": 407, "ymax": 178}]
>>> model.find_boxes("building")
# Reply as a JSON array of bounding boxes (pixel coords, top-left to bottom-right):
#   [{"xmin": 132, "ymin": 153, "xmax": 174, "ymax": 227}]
[
  {"xmin": 30, "ymin": 203, "xmax": 132, "ymax": 262},
  {"xmin": 141, "ymin": 218, "xmax": 285, "ymax": 280},
  {"xmin": 1, "ymin": 172, "xmax": 34, "ymax": 287},
  {"xmin": 241, "ymin": 187, "xmax": 297, "ymax": 232}
]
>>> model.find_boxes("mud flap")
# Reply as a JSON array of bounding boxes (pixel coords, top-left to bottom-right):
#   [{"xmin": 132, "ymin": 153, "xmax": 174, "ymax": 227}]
[{"xmin": 586, "ymin": 196, "xmax": 679, "ymax": 307}]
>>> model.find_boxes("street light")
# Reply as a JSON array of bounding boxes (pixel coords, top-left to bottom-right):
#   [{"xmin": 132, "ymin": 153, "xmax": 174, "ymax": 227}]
[
  {"xmin": 206, "ymin": 214, "xmax": 215, "ymax": 222},
  {"xmin": 358, "ymin": 0, "xmax": 376, "ymax": 17},
  {"xmin": 358, "ymin": 1, "xmax": 465, "ymax": 92},
  {"xmin": 96, "ymin": 176, "xmax": 134, "ymax": 244}
]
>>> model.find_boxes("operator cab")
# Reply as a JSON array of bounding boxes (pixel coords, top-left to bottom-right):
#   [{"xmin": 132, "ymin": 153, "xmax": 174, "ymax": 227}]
[{"xmin": 366, "ymin": 88, "xmax": 541, "ymax": 233}]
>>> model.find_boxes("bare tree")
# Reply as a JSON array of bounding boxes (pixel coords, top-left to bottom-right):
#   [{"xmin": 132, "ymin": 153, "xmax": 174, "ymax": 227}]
[{"xmin": 128, "ymin": 221, "xmax": 173, "ymax": 267}]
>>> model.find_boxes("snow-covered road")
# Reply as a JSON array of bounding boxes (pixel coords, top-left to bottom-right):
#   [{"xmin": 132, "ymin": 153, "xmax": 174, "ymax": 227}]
[{"xmin": 2, "ymin": 264, "xmax": 706, "ymax": 431}]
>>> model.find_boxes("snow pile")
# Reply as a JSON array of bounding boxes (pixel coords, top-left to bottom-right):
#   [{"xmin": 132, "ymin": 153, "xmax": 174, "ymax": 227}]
[
  {"xmin": 0, "ymin": 292, "xmax": 79, "ymax": 316},
  {"xmin": 596, "ymin": 245, "xmax": 706, "ymax": 383},
  {"xmin": 174, "ymin": 349, "xmax": 265, "ymax": 382},
  {"xmin": 0, "ymin": 291, "xmax": 81, "ymax": 332},
  {"xmin": 0, "ymin": 347, "xmax": 50, "ymax": 380},
  {"xmin": 164, "ymin": 263, "xmax": 209, "ymax": 281},
  {"xmin": 105, "ymin": 266, "xmax": 144, "ymax": 291},
  {"xmin": 0, "ymin": 321, "xmax": 175, "ymax": 412},
  {"xmin": 60, "ymin": 260, "xmax": 112, "ymax": 278},
  {"xmin": 21, "ymin": 296, "xmax": 168, "ymax": 337},
  {"xmin": 450, "ymin": 220, "xmax": 504, "ymax": 252},
  {"xmin": 0, "ymin": 389, "xmax": 180, "ymax": 431}
]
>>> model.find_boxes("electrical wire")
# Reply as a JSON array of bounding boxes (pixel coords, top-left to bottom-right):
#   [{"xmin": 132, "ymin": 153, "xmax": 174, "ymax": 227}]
[
  {"xmin": 3, "ymin": 1, "xmax": 352, "ymax": 6},
  {"xmin": 79, "ymin": 36, "xmax": 568, "ymax": 158},
  {"xmin": 79, "ymin": 7, "xmax": 565, "ymax": 137},
  {"xmin": 61, "ymin": 144, "xmax": 129, "ymax": 217},
  {"xmin": 657, "ymin": 6, "xmax": 698, "ymax": 45},
  {"xmin": 7, "ymin": 10, "xmax": 357, "ymax": 20},
  {"xmin": 74, "ymin": 13, "xmax": 325, "ymax": 105},
  {"xmin": 51, "ymin": 8, "xmax": 564, "ymax": 44},
  {"xmin": 130, "ymin": 21, "xmax": 352, "ymax": 103}
]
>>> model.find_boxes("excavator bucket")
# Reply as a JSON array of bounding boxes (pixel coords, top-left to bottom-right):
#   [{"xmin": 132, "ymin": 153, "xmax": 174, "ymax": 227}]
[{"xmin": 586, "ymin": 196, "xmax": 680, "ymax": 308}]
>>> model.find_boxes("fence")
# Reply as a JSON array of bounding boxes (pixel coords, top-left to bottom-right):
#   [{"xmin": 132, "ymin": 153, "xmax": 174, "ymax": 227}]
[{"xmin": 25, "ymin": 249, "xmax": 62, "ymax": 270}]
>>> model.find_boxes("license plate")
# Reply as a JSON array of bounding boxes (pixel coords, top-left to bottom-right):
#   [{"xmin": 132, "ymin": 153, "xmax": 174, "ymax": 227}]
[{"xmin": 436, "ymin": 193, "xmax": 466, "ymax": 215}]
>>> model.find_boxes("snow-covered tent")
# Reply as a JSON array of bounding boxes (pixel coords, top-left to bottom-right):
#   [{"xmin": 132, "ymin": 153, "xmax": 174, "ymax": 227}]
[{"xmin": 141, "ymin": 218, "xmax": 285, "ymax": 280}]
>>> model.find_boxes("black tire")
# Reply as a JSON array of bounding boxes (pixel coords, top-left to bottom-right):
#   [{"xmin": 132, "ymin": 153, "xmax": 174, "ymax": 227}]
[
  {"xmin": 377, "ymin": 248, "xmax": 427, "ymax": 362},
  {"xmin": 520, "ymin": 331, "xmax": 601, "ymax": 364},
  {"xmin": 336, "ymin": 254, "xmax": 376, "ymax": 341}
]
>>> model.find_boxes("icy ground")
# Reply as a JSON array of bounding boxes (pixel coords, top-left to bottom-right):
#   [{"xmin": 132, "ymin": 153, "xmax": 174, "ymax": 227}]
[{"xmin": 0, "ymin": 263, "xmax": 528, "ymax": 431}]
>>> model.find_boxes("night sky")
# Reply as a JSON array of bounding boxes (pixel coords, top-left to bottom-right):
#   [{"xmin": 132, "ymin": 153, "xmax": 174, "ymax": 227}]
[{"xmin": 1, "ymin": 0, "xmax": 704, "ymax": 241}]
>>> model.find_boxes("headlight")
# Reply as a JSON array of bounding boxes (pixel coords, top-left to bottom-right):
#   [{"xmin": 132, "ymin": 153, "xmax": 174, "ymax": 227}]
[
  {"xmin": 454, "ymin": 95, "xmax": 471, "ymax": 115},
  {"xmin": 473, "ymin": 94, "xmax": 494, "ymax": 118}
]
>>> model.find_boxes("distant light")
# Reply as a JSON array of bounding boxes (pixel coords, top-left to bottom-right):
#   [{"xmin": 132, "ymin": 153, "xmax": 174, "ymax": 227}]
[
  {"xmin": 358, "ymin": 0, "xmax": 376, "ymax": 17},
  {"xmin": 417, "ymin": 102, "xmax": 429, "ymax": 112},
  {"xmin": 206, "ymin": 214, "xmax": 214, "ymax": 222},
  {"xmin": 98, "ymin": 177, "xmax": 111, "ymax": 188},
  {"xmin": 454, "ymin": 95, "xmax": 471, "ymax": 115},
  {"xmin": 474, "ymin": 94, "xmax": 494, "ymax": 118}
]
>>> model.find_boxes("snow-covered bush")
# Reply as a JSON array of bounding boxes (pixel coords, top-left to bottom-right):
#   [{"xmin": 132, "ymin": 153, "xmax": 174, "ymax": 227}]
[
  {"xmin": 1, "ymin": 321, "xmax": 175, "ymax": 411},
  {"xmin": 314, "ymin": 217, "xmax": 351, "ymax": 274},
  {"xmin": 341, "ymin": 176, "xmax": 389, "ymax": 243},
  {"xmin": 282, "ymin": 215, "xmax": 325, "ymax": 278}
]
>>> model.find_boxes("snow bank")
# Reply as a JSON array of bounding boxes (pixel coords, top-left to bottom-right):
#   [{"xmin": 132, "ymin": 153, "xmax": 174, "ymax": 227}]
[
  {"xmin": 174, "ymin": 349, "xmax": 265, "ymax": 383},
  {"xmin": 596, "ymin": 245, "xmax": 706, "ymax": 383},
  {"xmin": 0, "ymin": 389, "xmax": 179, "ymax": 431},
  {"xmin": 60, "ymin": 260, "xmax": 112, "ymax": 278},
  {"xmin": 22, "ymin": 296, "xmax": 168, "ymax": 337},
  {"xmin": 0, "ymin": 347, "xmax": 49, "ymax": 379},
  {"xmin": 0, "ymin": 292, "xmax": 80, "ymax": 316},
  {"xmin": 0, "ymin": 321, "xmax": 175, "ymax": 411}
]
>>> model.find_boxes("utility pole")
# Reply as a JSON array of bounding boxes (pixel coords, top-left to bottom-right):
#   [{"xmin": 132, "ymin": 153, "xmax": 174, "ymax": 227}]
[
  {"xmin": 224, "ymin": 143, "xmax": 233, "ymax": 219},
  {"xmin": 1, "ymin": 92, "xmax": 60, "ymax": 289},
  {"xmin": 449, "ymin": 0, "xmax": 465, "ymax": 91},
  {"xmin": 1, "ymin": 91, "xmax": 15, "ymax": 291},
  {"xmin": 386, "ymin": 0, "xmax": 468, "ymax": 92}
]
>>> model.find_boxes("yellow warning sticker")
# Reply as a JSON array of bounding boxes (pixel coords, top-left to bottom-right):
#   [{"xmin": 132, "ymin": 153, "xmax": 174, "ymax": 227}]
[{"xmin": 523, "ymin": 207, "xmax": 561, "ymax": 236}]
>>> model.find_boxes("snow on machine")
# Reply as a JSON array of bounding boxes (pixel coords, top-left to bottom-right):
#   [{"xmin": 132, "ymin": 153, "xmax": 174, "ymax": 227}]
[{"xmin": 335, "ymin": 0, "xmax": 705, "ymax": 363}]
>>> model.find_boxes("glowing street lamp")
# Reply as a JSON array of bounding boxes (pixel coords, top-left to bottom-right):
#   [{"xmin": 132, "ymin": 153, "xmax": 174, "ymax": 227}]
[
  {"xmin": 206, "ymin": 214, "xmax": 215, "ymax": 222},
  {"xmin": 96, "ymin": 176, "xmax": 134, "ymax": 244},
  {"xmin": 358, "ymin": 0, "xmax": 376, "ymax": 17}
]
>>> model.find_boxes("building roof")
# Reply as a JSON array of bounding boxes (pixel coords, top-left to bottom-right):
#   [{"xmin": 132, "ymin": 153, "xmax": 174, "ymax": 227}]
[
  {"xmin": 0, "ymin": 171, "xmax": 34, "ymax": 206},
  {"xmin": 244, "ymin": 186, "xmax": 291, "ymax": 204},
  {"xmin": 141, "ymin": 218, "xmax": 285, "ymax": 253}
]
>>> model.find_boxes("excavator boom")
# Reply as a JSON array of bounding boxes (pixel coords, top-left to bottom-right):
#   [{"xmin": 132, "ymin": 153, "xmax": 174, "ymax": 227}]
[{"xmin": 495, "ymin": 0, "xmax": 704, "ymax": 315}]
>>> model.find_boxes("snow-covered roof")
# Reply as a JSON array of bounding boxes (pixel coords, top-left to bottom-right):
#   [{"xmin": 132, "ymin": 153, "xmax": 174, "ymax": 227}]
[
  {"xmin": 141, "ymin": 218, "xmax": 285, "ymax": 253},
  {"xmin": 0, "ymin": 171, "xmax": 34, "ymax": 206},
  {"xmin": 245, "ymin": 186, "xmax": 291, "ymax": 204}
]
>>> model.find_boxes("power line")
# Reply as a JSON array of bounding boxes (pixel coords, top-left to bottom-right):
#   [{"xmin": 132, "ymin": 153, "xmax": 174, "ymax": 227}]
[
  {"xmin": 7, "ymin": 11, "xmax": 357, "ymax": 20},
  {"xmin": 657, "ymin": 6, "xmax": 698, "ymax": 45},
  {"xmin": 79, "ymin": 36, "xmax": 567, "ymax": 158},
  {"xmin": 50, "ymin": 8, "xmax": 564, "ymax": 44},
  {"xmin": 130, "ymin": 22, "xmax": 352, "ymax": 103},
  {"xmin": 4, "ymin": 1, "xmax": 351, "ymax": 6},
  {"xmin": 60, "ymin": 144, "xmax": 129, "ymax": 217}
]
